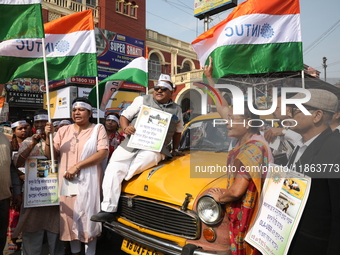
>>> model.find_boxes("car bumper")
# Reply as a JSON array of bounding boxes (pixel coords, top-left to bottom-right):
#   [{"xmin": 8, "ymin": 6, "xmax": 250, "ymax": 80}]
[{"xmin": 104, "ymin": 221, "xmax": 231, "ymax": 255}]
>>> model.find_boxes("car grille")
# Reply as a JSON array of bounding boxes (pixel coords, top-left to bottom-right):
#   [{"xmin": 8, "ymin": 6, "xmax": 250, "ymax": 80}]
[{"xmin": 118, "ymin": 195, "xmax": 200, "ymax": 239}]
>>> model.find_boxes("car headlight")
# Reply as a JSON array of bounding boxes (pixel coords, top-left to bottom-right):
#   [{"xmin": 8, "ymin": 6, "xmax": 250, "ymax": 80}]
[{"xmin": 197, "ymin": 195, "xmax": 223, "ymax": 225}]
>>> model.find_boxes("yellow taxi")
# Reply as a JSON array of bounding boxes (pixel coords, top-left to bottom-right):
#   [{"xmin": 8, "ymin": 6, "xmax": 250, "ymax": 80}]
[{"xmin": 105, "ymin": 113, "xmax": 233, "ymax": 255}]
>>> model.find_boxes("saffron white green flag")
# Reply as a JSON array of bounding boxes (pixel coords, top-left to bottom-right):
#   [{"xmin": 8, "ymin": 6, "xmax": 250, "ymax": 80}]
[
  {"xmin": 88, "ymin": 57, "xmax": 148, "ymax": 110},
  {"xmin": 191, "ymin": 0, "xmax": 304, "ymax": 78},
  {"xmin": 0, "ymin": 9, "xmax": 97, "ymax": 84},
  {"xmin": 0, "ymin": 0, "xmax": 44, "ymax": 41}
]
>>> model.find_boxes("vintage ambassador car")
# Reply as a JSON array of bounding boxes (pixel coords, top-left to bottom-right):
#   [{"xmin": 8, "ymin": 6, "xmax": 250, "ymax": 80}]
[{"xmin": 104, "ymin": 112, "xmax": 233, "ymax": 255}]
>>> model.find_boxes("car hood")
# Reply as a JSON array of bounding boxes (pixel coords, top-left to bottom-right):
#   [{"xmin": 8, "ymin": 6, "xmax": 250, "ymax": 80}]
[{"xmin": 122, "ymin": 151, "xmax": 228, "ymax": 210}]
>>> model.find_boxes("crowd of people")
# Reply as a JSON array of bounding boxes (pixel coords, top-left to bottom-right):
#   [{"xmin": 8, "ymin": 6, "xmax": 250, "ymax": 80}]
[
  {"xmin": 1, "ymin": 67, "xmax": 340, "ymax": 255},
  {"xmin": 0, "ymin": 74, "xmax": 184, "ymax": 255}
]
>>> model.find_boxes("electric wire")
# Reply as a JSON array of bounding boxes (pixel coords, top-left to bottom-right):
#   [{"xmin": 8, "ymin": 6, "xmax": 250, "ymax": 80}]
[
  {"xmin": 303, "ymin": 19, "xmax": 340, "ymax": 55},
  {"xmin": 146, "ymin": 11, "xmax": 197, "ymax": 33}
]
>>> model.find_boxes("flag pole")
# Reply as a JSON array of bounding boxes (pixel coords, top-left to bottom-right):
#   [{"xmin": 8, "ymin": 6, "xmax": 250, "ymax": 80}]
[
  {"xmin": 41, "ymin": 37, "xmax": 56, "ymax": 173},
  {"xmin": 301, "ymin": 70, "xmax": 305, "ymax": 89},
  {"xmin": 145, "ymin": 47, "xmax": 149, "ymax": 95},
  {"xmin": 95, "ymin": 76, "xmax": 100, "ymax": 123}
]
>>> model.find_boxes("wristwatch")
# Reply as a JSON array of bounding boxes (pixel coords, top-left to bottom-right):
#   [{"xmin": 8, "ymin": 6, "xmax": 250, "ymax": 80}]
[{"xmin": 281, "ymin": 128, "xmax": 288, "ymax": 136}]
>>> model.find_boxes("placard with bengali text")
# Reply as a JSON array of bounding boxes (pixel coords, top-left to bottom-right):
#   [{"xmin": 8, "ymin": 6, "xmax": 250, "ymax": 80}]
[
  {"xmin": 245, "ymin": 164, "xmax": 311, "ymax": 255},
  {"xmin": 127, "ymin": 105, "xmax": 172, "ymax": 152},
  {"xmin": 24, "ymin": 156, "xmax": 59, "ymax": 208}
]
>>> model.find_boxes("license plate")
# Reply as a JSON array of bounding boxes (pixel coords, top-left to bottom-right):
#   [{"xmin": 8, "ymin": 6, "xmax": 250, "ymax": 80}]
[{"xmin": 121, "ymin": 238, "xmax": 164, "ymax": 255}]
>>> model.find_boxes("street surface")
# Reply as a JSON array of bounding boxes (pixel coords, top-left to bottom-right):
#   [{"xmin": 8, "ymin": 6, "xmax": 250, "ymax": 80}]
[{"xmin": 3, "ymin": 227, "xmax": 128, "ymax": 255}]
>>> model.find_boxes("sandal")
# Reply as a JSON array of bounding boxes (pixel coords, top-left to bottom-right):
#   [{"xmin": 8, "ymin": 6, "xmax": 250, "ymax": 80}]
[{"xmin": 8, "ymin": 243, "xmax": 18, "ymax": 251}]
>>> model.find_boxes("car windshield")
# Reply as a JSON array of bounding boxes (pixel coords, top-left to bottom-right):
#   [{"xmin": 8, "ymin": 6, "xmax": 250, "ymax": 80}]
[
  {"xmin": 124, "ymin": 103, "xmax": 131, "ymax": 109},
  {"xmin": 179, "ymin": 119, "xmax": 232, "ymax": 152}
]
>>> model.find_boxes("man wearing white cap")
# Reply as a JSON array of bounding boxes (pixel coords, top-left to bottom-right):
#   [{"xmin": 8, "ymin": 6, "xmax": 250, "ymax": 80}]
[
  {"xmin": 286, "ymin": 89, "xmax": 340, "ymax": 254},
  {"xmin": 91, "ymin": 74, "xmax": 184, "ymax": 222}
]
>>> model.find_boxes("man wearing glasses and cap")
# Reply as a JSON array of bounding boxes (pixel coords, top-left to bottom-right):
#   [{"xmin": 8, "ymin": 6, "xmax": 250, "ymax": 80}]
[
  {"xmin": 91, "ymin": 74, "xmax": 184, "ymax": 223},
  {"xmin": 285, "ymin": 89, "xmax": 340, "ymax": 255}
]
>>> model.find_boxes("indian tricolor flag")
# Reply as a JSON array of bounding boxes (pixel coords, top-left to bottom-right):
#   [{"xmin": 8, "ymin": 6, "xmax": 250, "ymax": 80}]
[
  {"xmin": 192, "ymin": 0, "xmax": 304, "ymax": 78},
  {"xmin": 88, "ymin": 57, "xmax": 148, "ymax": 110},
  {"xmin": 0, "ymin": 9, "xmax": 97, "ymax": 84},
  {"xmin": 0, "ymin": 0, "xmax": 44, "ymax": 41}
]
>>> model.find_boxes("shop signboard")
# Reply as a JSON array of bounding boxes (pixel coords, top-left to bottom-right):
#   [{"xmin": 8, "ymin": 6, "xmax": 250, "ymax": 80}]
[
  {"xmin": 49, "ymin": 80, "xmax": 66, "ymax": 90},
  {"xmin": 96, "ymin": 28, "xmax": 145, "ymax": 70},
  {"xmin": 7, "ymin": 91, "xmax": 43, "ymax": 107},
  {"xmin": 5, "ymin": 78, "xmax": 45, "ymax": 93}
]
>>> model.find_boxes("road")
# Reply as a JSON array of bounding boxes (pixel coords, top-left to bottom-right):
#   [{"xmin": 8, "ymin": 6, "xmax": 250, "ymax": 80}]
[{"xmin": 3, "ymin": 227, "xmax": 128, "ymax": 255}]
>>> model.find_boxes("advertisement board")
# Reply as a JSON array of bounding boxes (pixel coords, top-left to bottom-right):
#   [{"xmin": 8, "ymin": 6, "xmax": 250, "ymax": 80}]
[
  {"xmin": 96, "ymin": 28, "xmax": 145, "ymax": 70},
  {"xmin": 79, "ymin": 87, "xmax": 140, "ymax": 118},
  {"xmin": 43, "ymin": 86, "xmax": 77, "ymax": 119},
  {"xmin": 194, "ymin": 0, "xmax": 237, "ymax": 19}
]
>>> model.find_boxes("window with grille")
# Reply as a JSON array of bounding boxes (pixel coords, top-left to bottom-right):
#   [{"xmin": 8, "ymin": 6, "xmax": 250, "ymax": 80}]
[
  {"xmin": 116, "ymin": 1, "xmax": 122, "ymax": 12},
  {"xmin": 149, "ymin": 54, "xmax": 161, "ymax": 80},
  {"xmin": 86, "ymin": 0, "xmax": 96, "ymax": 7},
  {"xmin": 130, "ymin": 1, "xmax": 137, "ymax": 17},
  {"xmin": 179, "ymin": 62, "xmax": 191, "ymax": 73}
]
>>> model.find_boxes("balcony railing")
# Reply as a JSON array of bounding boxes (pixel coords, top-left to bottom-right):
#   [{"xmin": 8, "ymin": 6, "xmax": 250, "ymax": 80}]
[
  {"xmin": 173, "ymin": 70, "xmax": 203, "ymax": 84},
  {"xmin": 43, "ymin": 0, "xmax": 99, "ymax": 19}
]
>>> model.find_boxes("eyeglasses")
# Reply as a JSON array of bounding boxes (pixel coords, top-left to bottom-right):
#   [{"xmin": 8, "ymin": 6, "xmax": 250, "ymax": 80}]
[
  {"xmin": 154, "ymin": 86, "xmax": 169, "ymax": 92},
  {"xmin": 290, "ymin": 106, "xmax": 317, "ymax": 117}
]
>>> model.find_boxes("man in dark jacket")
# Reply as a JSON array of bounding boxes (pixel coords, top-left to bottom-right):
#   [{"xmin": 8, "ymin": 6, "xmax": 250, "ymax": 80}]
[{"xmin": 287, "ymin": 89, "xmax": 340, "ymax": 255}]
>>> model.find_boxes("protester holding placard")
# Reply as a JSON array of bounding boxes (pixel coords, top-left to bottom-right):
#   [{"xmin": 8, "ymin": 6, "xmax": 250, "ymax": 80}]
[
  {"xmin": 13, "ymin": 109, "xmax": 63, "ymax": 255},
  {"xmin": 91, "ymin": 74, "xmax": 184, "ymax": 223},
  {"xmin": 45, "ymin": 97, "xmax": 108, "ymax": 255},
  {"xmin": 203, "ymin": 57, "xmax": 273, "ymax": 255}
]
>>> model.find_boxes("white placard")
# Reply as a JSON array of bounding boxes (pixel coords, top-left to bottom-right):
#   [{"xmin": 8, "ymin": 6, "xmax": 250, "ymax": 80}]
[
  {"xmin": 245, "ymin": 164, "xmax": 311, "ymax": 255},
  {"xmin": 127, "ymin": 105, "xmax": 172, "ymax": 152},
  {"xmin": 24, "ymin": 156, "xmax": 59, "ymax": 207}
]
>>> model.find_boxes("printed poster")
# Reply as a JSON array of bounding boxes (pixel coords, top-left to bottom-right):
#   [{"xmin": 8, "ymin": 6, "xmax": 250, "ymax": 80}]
[
  {"xmin": 24, "ymin": 156, "xmax": 59, "ymax": 208},
  {"xmin": 127, "ymin": 105, "xmax": 172, "ymax": 152},
  {"xmin": 245, "ymin": 164, "xmax": 311, "ymax": 255}
]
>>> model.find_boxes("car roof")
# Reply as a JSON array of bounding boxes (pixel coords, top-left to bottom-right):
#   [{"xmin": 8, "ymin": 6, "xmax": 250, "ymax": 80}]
[{"xmin": 189, "ymin": 112, "xmax": 222, "ymax": 122}]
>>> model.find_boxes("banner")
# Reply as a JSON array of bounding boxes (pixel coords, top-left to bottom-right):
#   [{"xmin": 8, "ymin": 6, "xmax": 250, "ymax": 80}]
[
  {"xmin": 24, "ymin": 156, "xmax": 59, "ymax": 208},
  {"xmin": 245, "ymin": 164, "xmax": 311, "ymax": 255}
]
